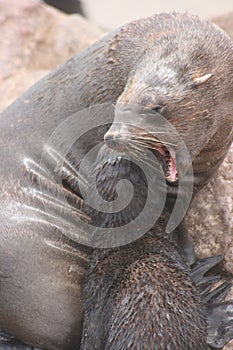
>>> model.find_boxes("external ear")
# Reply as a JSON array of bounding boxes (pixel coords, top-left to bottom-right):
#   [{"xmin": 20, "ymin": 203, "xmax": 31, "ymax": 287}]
[{"xmin": 191, "ymin": 73, "xmax": 213, "ymax": 87}]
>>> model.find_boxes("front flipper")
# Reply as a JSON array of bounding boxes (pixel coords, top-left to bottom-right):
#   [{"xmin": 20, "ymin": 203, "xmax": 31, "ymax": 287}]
[
  {"xmin": 172, "ymin": 220, "xmax": 196, "ymax": 265},
  {"xmin": 191, "ymin": 255, "xmax": 233, "ymax": 349},
  {"xmin": 207, "ymin": 301, "xmax": 233, "ymax": 349},
  {"xmin": 191, "ymin": 255, "xmax": 225, "ymax": 297}
]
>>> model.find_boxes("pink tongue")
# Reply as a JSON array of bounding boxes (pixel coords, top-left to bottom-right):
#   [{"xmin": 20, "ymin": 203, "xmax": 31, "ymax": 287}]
[{"xmin": 168, "ymin": 156, "xmax": 178, "ymax": 182}]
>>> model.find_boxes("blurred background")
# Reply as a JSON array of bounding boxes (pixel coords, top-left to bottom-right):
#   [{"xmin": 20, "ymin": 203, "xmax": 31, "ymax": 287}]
[
  {"xmin": 1, "ymin": 0, "xmax": 233, "ymax": 111},
  {"xmin": 84, "ymin": 0, "xmax": 233, "ymax": 29}
]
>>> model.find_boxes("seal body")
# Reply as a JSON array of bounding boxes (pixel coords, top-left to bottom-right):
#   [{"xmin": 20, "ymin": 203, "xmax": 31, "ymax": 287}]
[
  {"xmin": 80, "ymin": 215, "xmax": 207, "ymax": 350},
  {"xmin": 0, "ymin": 12, "xmax": 233, "ymax": 349},
  {"xmin": 81, "ymin": 149, "xmax": 233, "ymax": 350}
]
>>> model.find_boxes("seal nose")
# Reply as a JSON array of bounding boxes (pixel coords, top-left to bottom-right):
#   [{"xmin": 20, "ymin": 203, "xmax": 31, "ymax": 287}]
[
  {"xmin": 104, "ymin": 123, "xmax": 130, "ymax": 151},
  {"xmin": 104, "ymin": 130, "xmax": 118, "ymax": 149},
  {"xmin": 104, "ymin": 104, "xmax": 144, "ymax": 151}
]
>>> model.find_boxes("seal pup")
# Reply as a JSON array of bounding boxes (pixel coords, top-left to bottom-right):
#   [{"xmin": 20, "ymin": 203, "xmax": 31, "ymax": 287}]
[
  {"xmin": 0, "ymin": 12, "xmax": 233, "ymax": 349},
  {"xmin": 81, "ymin": 225, "xmax": 232, "ymax": 349},
  {"xmin": 79, "ymin": 149, "xmax": 233, "ymax": 350}
]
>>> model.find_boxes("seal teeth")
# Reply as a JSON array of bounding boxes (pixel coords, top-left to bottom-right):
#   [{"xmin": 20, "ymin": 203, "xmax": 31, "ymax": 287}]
[
  {"xmin": 148, "ymin": 144, "xmax": 177, "ymax": 182},
  {"xmin": 164, "ymin": 150, "xmax": 171, "ymax": 176},
  {"xmin": 166, "ymin": 160, "xmax": 172, "ymax": 177},
  {"xmin": 163, "ymin": 148, "xmax": 178, "ymax": 182}
]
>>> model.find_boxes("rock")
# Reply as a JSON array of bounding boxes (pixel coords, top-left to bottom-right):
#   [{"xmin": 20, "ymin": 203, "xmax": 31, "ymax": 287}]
[
  {"xmin": 0, "ymin": 0, "xmax": 104, "ymax": 112},
  {"xmin": 187, "ymin": 13, "xmax": 233, "ymax": 349},
  {"xmin": 187, "ymin": 12, "xmax": 233, "ymax": 273},
  {"xmin": 187, "ymin": 146, "xmax": 233, "ymax": 265}
]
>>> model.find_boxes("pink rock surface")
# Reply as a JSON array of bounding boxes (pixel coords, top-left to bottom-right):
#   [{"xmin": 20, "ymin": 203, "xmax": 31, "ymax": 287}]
[{"xmin": 0, "ymin": 0, "xmax": 103, "ymax": 111}]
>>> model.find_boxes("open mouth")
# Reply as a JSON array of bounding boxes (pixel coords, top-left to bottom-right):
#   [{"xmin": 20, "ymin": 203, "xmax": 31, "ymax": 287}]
[
  {"xmin": 150, "ymin": 145, "xmax": 178, "ymax": 183},
  {"xmin": 104, "ymin": 127, "xmax": 178, "ymax": 183}
]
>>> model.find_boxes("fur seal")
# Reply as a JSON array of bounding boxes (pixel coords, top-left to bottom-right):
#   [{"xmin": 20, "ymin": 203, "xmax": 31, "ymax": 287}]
[
  {"xmin": 80, "ymin": 151, "xmax": 233, "ymax": 349},
  {"xmin": 0, "ymin": 12, "xmax": 233, "ymax": 350},
  {"xmin": 81, "ymin": 221, "xmax": 232, "ymax": 349}
]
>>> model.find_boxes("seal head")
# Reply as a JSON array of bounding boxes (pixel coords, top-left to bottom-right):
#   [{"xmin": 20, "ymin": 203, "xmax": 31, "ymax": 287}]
[{"xmin": 105, "ymin": 18, "xmax": 233, "ymax": 194}]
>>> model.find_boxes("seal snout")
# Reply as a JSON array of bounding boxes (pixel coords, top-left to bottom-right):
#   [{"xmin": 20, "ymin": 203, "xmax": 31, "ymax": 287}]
[
  {"xmin": 104, "ymin": 104, "xmax": 144, "ymax": 152},
  {"xmin": 104, "ymin": 122, "xmax": 132, "ymax": 152}
]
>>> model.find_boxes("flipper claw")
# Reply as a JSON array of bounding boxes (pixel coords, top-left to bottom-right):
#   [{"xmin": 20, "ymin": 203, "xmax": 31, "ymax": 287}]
[
  {"xmin": 207, "ymin": 301, "xmax": 233, "ymax": 349},
  {"xmin": 190, "ymin": 255, "xmax": 233, "ymax": 349}
]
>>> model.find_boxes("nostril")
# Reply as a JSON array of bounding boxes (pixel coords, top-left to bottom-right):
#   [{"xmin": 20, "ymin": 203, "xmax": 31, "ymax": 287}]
[
  {"xmin": 104, "ymin": 129, "xmax": 129, "ymax": 152},
  {"xmin": 104, "ymin": 132, "xmax": 117, "ymax": 149}
]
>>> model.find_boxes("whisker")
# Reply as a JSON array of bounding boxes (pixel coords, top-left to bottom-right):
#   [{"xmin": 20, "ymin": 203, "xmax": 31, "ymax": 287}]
[
  {"xmin": 130, "ymin": 138, "xmax": 166, "ymax": 150},
  {"xmin": 127, "ymin": 141, "xmax": 162, "ymax": 172},
  {"xmin": 133, "ymin": 136, "xmax": 177, "ymax": 148}
]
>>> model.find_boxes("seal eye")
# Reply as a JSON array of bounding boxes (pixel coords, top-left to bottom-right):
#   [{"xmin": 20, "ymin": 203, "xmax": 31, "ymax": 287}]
[{"xmin": 151, "ymin": 105, "xmax": 163, "ymax": 114}]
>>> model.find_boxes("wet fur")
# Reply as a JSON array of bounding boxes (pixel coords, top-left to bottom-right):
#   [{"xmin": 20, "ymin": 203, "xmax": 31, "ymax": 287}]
[{"xmin": 81, "ymin": 217, "xmax": 207, "ymax": 350}]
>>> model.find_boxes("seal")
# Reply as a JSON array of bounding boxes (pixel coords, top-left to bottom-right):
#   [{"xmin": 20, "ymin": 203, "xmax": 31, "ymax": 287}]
[
  {"xmin": 80, "ymin": 152, "xmax": 233, "ymax": 349},
  {"xmin": 1, "ymin": 148, "xmax": 233, "ymax": 350},
  {"xmin": 81, "ymin": 220, "xmax": 232, "ymax": 349},
  {"xmin": 104, "ymin": 15, "xmax": 233, "ymax": 195},
  {"xmin": 0, "ymin": 12, "xmax": 233, "ymax": 350}
]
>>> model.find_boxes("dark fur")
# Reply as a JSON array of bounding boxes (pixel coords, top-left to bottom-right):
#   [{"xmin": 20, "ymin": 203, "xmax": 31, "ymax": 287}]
[{"xmin": 81, "ymin": 216, "xmax": 207, "ymax": 350}]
